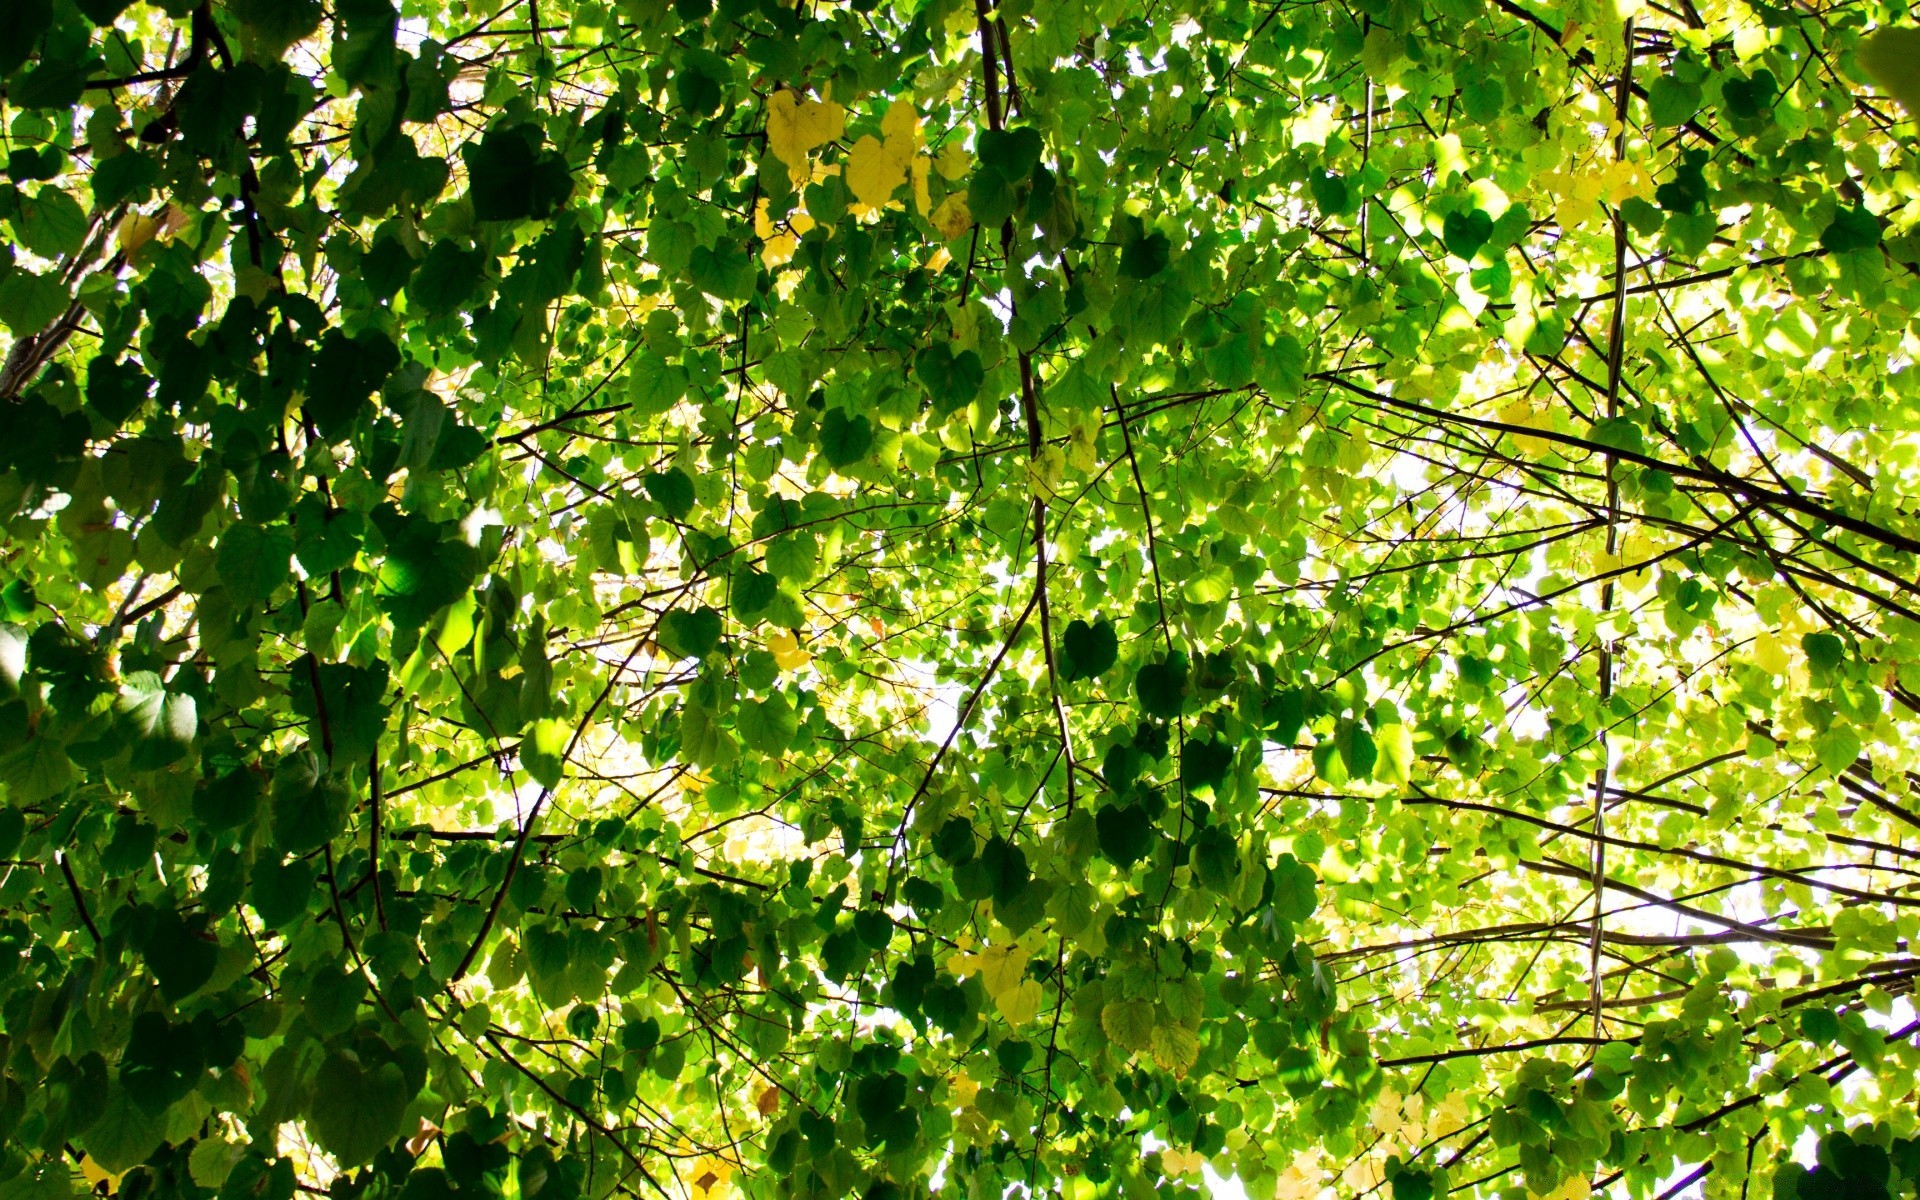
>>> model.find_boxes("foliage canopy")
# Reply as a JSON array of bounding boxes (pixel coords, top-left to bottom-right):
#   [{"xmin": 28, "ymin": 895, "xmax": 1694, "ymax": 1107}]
[{"xmin": 3, "ymin": 1, "xmax": 1920, "ymax": 1199}]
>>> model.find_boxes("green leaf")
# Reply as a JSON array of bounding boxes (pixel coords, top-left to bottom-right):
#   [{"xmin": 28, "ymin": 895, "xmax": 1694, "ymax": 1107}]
[
  {"xmin": 307, "ymin": 329, "xmax": 400, "ymax": 440},
  {"xmin": 270, "ymin": 751, "xmax": 353, "ymax": 853},
  {"xmin": 1859, "ymin": 27, "xmax": 1920, "ymax": 115},
  {"xmin": 1373, "ymin": 722, "xmax": 1414, "ymax": 784},
  {"xmin": 737, "ymin": 692, "xmax": 797, "ymax": 753},
  {"xmin": 120, "ymin": 1011, "xmax": 203, "ymax": 1114},
  {"xmin": 0, "ymin": 1, "xmax": 52, "ymax": 77},
  {"xmin": 1100, "ymin": 998, "xmax": 1154, "ymax": 1052},
  {"xmin": 1645, "ymin": 75, "xmax": 1702, "ymax": 126},
  {"xmin": 819, "ymin": 408, "xmax": 873, "ymax": 468},
  {"xmin": 1813, "ymin": 725, "xmax": 1862, "ymax": 775},
  {"xmin": 307, "ymin": 962, "xmax": 369, "ymax": 1035},
  {"xmin": 674, "ymin": 49, "xmax": 728, "ymax": 115},
  {"xmin": 1442, "ymin": 209, "xmax": 1492, "ymax": 259},
  {"xmin": 732, "ymin": 569, "xmax": 777, "ymax": 618},
  {"xmin": 308, "ymin": 1049, "xmax": 414, "ymax": 1167},
  {"xmin": 628, "ymin": 353, "xmax": 691, "ymax": 415},
  {"xmin": 976, "ymin": 127, "xmax": 1043, "ymax": 180},
  {"xmin": 231, "ymin": 0, "xmax": 323, "ymax": 55},
  {"xmin": 1821, "ymin": 205, "xmax": 1881, "ymax": 254},
  {"xmin": 1391, "ymin": 1170, "xmax": 1435, "ymax": 1200},
  {"xmin": 463, "ymin": 124, "xmax": 574, "ymax": 222},
  {"xmin": 1095, "ymin": 803, "xmax": 1153, "ymax": 867},
  {"xmin": 11, "ymin": 187, "xmax": 88, "ymax": 259},
  {"xmin": 78, "ymin": 1087, "xmax": 167, "ymax": 1174},
  {"xmin": 914, "ymin": 343, "xmax": 985, "ymax": 411},
  {"xmin": 1181, "ymin": 737, "xmax": 1234, "ymax": 794},
  {"xmin": 522, "ymin": 717, "xmax": 571, "ymax": 787},
  {"xmin": 1120, "ymin": 231, "xmax": 1171, "ymax": 279},
  {"xmin": 658, "ymin": 606, "xmax": 722, "ymax": 659},
  {"xmin": 1060, "ymin": 618, "xmax": 1118, "ymax": 682},
  {"xmin": 1135, "ymin": 657, "xmax": 1188, "ymax": 719},
  {"xmin": 0, "ymin": 1164, "xmax": 77, "ymax": 1200},
  {"xmin": 933, "ymin": 816, "xmax": 975, "ymax": 864},
  {"xmin": 1802, "ymin": 632, "xmax": 1847, "ymax": 680},
  {"xmin": 293, "ymin": 496, "xmax": 364, "ymax": 575},
  {"xmin": 288, "ymin": 656, "xmax": 390, "ymax": 763},
  {"xmin": 250, "ymin": 854, "xmax": 315, "ymax": 928},
  {"xmin": 216, "ymin": 522, "xmax": 295, "ymax": 608},
  {"xmin": 645, "ymin": 467, "xmax": 696, "ymax": 519},
  {"xmin": 979, "ymin": 835, "xmax": 1030, "ymax": 905},
  {"xmin": 0, "ymin": 268, "xmax": 69, "ymax": 335},
  {"xmin": 143, "ymin": 905, "xmax": 216, "ymax": 1000},
  {"xmin": 408, "ymin": 240, "xmax": 488, "ymax": 314},
  {"xmin": 372, "ymin": 506, "xmax": 479, "ymax": 629},
  {"xmin": 1270, "ymin": 853, "xmax": 1318, "ymax": 921},
  {"xmin": 115, "ymin": 672, "xmax": 197, "ymax": 769}
]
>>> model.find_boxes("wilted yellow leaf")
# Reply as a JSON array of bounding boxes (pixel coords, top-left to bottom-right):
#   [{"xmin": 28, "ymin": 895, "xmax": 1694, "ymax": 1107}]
[
  {"xmin": 688, "ymin": 1155, "xmax": 734, "ymax": 1199},
  {"xmin": 1150, "ymin": 1023, "xmax": 1199, "ymax": 1077},
  {"xmin": 1066, "ymin": 418, "xmax": 1099, "ymax": 473},
  {"xmin": 932, "ymin": 192, "xmax": 973, "ymax": 239}
]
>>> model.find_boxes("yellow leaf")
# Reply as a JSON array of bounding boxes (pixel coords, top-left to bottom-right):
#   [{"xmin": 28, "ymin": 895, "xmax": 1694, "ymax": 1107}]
[
  {"xmin": 931, "ymin": 192, "xmax": 973, "ymax": 239},
  {"xmin": 768, "ymin": 630, "xmax": 811, "ymax": 672},
  {"xmin": 1530, "ymin": 1174, "xmax": 1591, "ymax": 1200},
  {"xmin": 1753, "ymin": 629, "xmax": 1789, "ymax": 675},
  {"xmin": 116, "ymin": 212, "xmax": 160, "ymax": 255},
  {"xmin": 1026, "ymin": 444, "xmax": 1065, "ymax": 501},
  {"xmin": 1499, "ymin": 399, "xmax": 1551, "ymax": 457},
  {"xmin": 1160, "ymin": 1147, "xmax": 1205, "ymax": 1177},
  {"xmin": 911, "ymin": 155, "xmax": 931, "ymax": 214},
  {"xmin": 846, "ymin": 134, "xmax": 907, "ymax": 209},
  {"xmin": 83, "ymin": 1155, "xmax": 126, "ymax": 1194},
  {"xmin": 951, "ymin": 1070, "xmax": 980, "ymax": 1108},
  {"xmin": 880, "ymin": 100, "xmax": 922, "ymax": 152},
  {"xmin": 1066, "ymin": 419, "xmax": 1099, "ymax": 473},
  {"xmin": 752, "ymin": 197, "xmax": 776, "ymax": 240},
  {"xmin": 1150, "ymin": 1023, "xmax": 1199, "ymax": 1077},
  {"xmin": 997, "ymin": 977, "xmax": 1042, "ymax": 1025},
  {"xmin": 1428, "ymin": 1091, "xmax": 1469, "ymax": 1138},
  {"xmin": 1368, "ymin": 1088, "xmax": 1405, "ymax": 1137},
  {"xmin": 766, "ymin": 90, "xmax": 845, "ymax": 168},
  {"xmin": 935, "ymin": 141, "xmax": 971, "ymax": 181},
  {"xmin": 969, "ymin": 941, "xmax": 1028, "ymax": 997},
  {"xmin": 761, "ymin": 232, "xmax": 798, "ymax": 269}
]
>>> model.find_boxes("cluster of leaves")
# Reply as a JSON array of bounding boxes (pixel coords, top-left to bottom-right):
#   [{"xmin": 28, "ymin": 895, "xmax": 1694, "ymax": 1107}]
[{"xmin": 2, "ymin": 0, "xmax": 1920, "ymax": 1199}]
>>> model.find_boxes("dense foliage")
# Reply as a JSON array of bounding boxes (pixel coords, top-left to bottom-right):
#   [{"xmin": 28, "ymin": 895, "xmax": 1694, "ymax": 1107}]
[{"xmin": 3, "ymin": 0, "xmax": 1920, "ymax": 1198}]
